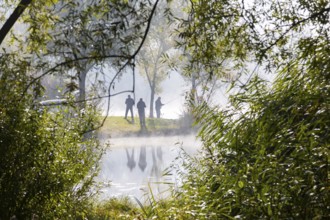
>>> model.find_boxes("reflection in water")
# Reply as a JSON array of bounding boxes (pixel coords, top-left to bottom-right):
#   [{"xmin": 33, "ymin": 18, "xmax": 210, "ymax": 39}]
[
  {"xmin": 150, "ymin": 147, "xmax": 162, "ymax": 193},
  {"xmin": 97, "ymin": 135, "xmax": 200, "ymax": 201},
  {"xmin": 125, "ymin": 148, "xmax": 136, "ymax": 171},
  {"xmin": 157, "ymin": 146, "xmax": 163, "ymax": 162},
  {"xmin": 125, "ymin": 146, "xmax": 163, "ymax": 178},
  {"xmin": 126, "ymin": 146, "xmax": 162, "ymax": 175},
  {"xmin": 150, "ymin": 147, "xmax": 160, "ymax": 178},
  {"xmin": 138, "ymin": 146, "xmax": 147, "ymax": 172}
]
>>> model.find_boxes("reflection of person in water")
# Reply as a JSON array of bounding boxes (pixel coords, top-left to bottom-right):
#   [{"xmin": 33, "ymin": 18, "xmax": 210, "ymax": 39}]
[
  {"xmin": 150, "ymin": 147, "xmax": 160, "ymax": 178},
  {"xmin": 156, "ymin": 146, "xmax": 163, "ymax": 162},
  {"xmin": 125, "ymin": 148, "xmax": 136, "ymax": 171},
  {"xmin": 138, "ymin": 146, "xmax": 147, "ymax": 172},
  {"xmin": 137, "ymin": 98, "xmax": 146, "ymax": 129},
  {"xmin": 124, "ymin": 95, "xmax": 135, "ymax": 122}
]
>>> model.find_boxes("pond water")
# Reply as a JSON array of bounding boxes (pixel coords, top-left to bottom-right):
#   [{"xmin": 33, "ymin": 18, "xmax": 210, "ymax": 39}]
[{"xmin": 97, "ymin": 135, "xmax": 201, "ymax": 202}]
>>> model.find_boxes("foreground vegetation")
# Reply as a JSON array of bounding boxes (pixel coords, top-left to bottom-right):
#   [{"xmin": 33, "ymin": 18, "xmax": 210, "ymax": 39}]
[
  {"xmin": 1, "ymin": 0, "xmax": 329, "ymax": 219},
  {"xmin": 0, "ymin": 60, "xmax": 103, "ymax": 219},
  {"xmin": 146, "ymin": 63, "xmax": 329, "ymax": 219},
  {"xmin": 90, "ymin": 52, "xmax": 330, "ymax": 219},
  {"xmin": 84, "ymin": 198, "xmax": 142, "ymax": 220}
]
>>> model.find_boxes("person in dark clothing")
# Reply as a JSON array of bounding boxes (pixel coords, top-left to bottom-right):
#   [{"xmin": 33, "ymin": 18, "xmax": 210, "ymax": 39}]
[
  {"xmin": 124, "ymin": 95, "xmax": 135, "ymax": 122},
  {"xmin": 137, "ymin": 98, "xmax": 146, "ymax": 128},
  {"xmin": 155, "ymin": 97, "xmax": 164, "ymax": 118}
]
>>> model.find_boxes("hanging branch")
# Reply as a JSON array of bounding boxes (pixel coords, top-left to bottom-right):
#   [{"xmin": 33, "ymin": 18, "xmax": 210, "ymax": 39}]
[
  {"xmin": 259, "ymin": 7, "xmax": 330, "ymax": 60},
  {"xmin": 84, "ymin": 0, "xmax": 161, "ymax": 132},
  {"xmin": 21, "ymin": 0, "xmax": 160, "ymax": 101},
  {"xmin": 2, "ymin": 0, "xmax": 161, "ymax": 134}
]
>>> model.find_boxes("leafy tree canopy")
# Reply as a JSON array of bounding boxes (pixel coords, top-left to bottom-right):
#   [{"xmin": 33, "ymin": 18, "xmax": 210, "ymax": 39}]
[
  {"xmin": 152, "ymin": 0, "xmax": 330, "ymax": 219},
  {"xmin": 0, "ymin": 0, "xmax": 162, "ymax": 218}
]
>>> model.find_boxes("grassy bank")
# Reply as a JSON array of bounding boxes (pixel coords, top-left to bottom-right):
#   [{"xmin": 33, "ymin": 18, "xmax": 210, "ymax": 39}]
[
  {"xmin": 98, "ymin": 116, "xmax": 190, "ymax": 138},
  {"xmin": 85, "ymin": 197, "xmax": 142, "ymax": 219}
]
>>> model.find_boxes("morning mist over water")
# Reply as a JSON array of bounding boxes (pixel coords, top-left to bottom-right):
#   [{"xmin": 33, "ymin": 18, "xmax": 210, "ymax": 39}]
[{"xmin": 97, "ymin": 135, "xmax": 201, "ymax": 201}]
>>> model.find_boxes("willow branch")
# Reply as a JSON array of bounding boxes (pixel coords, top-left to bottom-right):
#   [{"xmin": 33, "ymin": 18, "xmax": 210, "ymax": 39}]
[{"xmin": 260, "ymin": 7, "xmax": 330, "ymax": 57}]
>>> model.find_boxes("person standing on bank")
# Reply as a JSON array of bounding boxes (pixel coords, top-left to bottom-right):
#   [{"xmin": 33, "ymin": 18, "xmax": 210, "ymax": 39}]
[
  {"xmin": 137, "ymin": 98, "xmax": 146, "ymax": 128},
  {"xmin": 124, "ymin": 95, "xmax": 135, "ymax": 123},
  {"xmin": 155, "ymin": 97, "xmax": 164, "ymax": 118}
]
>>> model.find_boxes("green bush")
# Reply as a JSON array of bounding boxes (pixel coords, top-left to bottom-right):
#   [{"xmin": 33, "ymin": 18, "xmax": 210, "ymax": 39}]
[
  {"xmin": 151, "ymin": 42, "xmax": 329, "ymax": 219},
  {"xmin": 0, "ymin": 56, "xmax": 103, "ymax": 219},
  {"xmin": 84, "ymin": 197, "xmax": 141, "ymax": 220}
]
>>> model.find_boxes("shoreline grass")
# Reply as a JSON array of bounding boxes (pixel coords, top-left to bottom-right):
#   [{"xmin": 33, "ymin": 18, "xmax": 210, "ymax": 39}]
[{"xmin": 98, "ymin": 116, "xmax": 190, "ymax": 138}]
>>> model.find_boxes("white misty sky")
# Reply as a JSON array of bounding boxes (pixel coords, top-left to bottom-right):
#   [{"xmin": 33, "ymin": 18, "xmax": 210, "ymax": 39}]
[
  {"xmin": 94, "ymin": 63, "xmax": 237, "ymax": 119},
  {"xmin": 98, "ymin": 68, "xmax": 191, "ymax": 119}
]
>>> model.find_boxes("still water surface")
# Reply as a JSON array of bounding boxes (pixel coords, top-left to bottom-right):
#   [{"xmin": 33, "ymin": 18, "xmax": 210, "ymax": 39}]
[{"xmin": 97, "ymin": 135, "xmax": 201, "ymax": 201}]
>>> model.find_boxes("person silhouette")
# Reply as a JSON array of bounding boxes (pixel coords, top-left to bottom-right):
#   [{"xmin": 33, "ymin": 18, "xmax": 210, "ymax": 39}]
[
  {"xmin": 124, "ymin": 95, "xmax": 135, "ymax": 122},
  {"xmin": 137, "ymin": 98, "xmax": 146, "ymax": 129},
  {"xmin": 155, "ymin": 97, "xmax": 164, "ymax": 118}
]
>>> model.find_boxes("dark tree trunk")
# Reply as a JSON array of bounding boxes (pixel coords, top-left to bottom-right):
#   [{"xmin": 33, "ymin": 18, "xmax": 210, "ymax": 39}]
[
  {"xmin": 149, "ymin": 86, "xmax": 155, "ymax": 118},
  {"xmin": 79, "ymin": 70, "xmax": 87, "ymax": 109},
  {"xmin": 0, "ymin": 0, "xmax": 32, "ymax": 45}
]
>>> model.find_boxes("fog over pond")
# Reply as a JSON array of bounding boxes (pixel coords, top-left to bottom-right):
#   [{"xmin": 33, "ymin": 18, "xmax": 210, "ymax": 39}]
[{"xmin": 97, "ymin": 135, "xmax": 201, "ymax": 201}]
